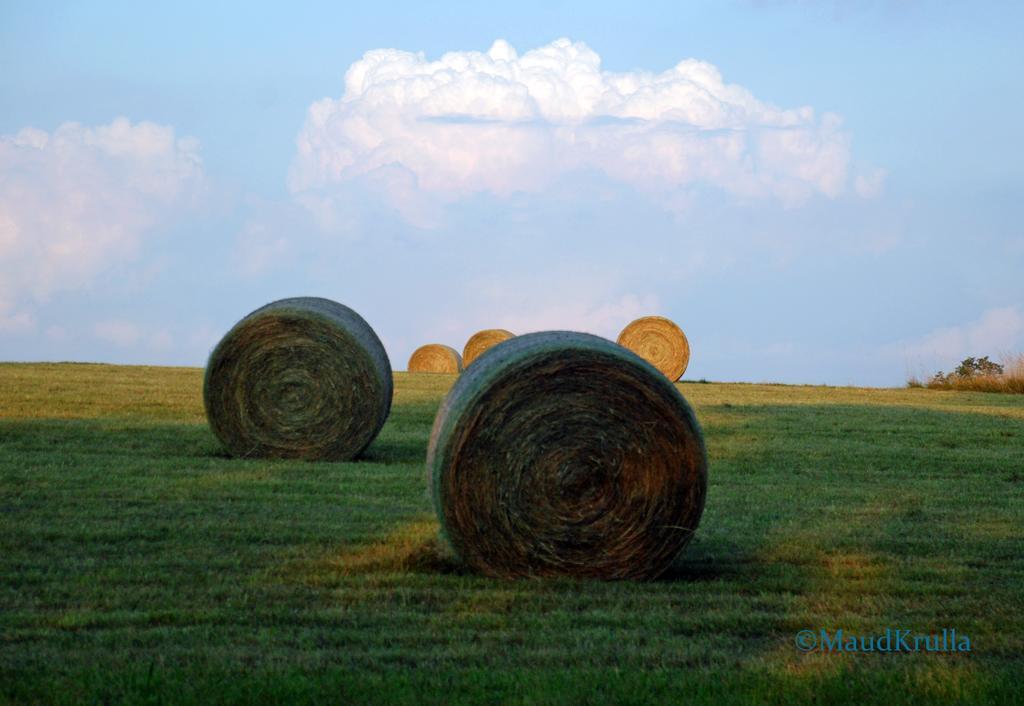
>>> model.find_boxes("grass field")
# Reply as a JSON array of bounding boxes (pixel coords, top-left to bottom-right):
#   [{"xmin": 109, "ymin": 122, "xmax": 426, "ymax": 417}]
[{"xmin": 2, "ymin": 363, "xmax": 1023, "ymax": 704}]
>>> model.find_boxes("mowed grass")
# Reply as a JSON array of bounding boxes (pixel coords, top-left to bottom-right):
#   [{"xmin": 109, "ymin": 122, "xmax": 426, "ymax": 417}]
[{"xmin": 1, "ymin": 363, "xmax": 1023, "ymax": 704}]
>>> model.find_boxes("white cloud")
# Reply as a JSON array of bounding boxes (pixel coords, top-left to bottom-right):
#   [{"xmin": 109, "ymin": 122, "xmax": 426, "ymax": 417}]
[
  {"xmin": 92, "ymin": 320, "xmax": 177, "ymax": 351},
  {"xmin": 489, "ymin": 291, "xmax": 663, "ymax": 338},
  {"xmin": 148, "ymin": 329, "xmax": 174, "ymax": 350},
  {"xmin": 93, "ymin": 320, "xmax": 142, "ymax": 347},
  {"xmin": 45, "ymin": 325, "xmax": 68, "ymax": 342},
  {"xmin": 855, "ymin": 167, "xmax": 887, "ymax": 198},
  {"xmin": 0, "ymin": 304, "xmax": 35, "ymax": 334},
  {"xmin": 392, "ymin": 283, "xmax": 662, "ymax": 373},
  {"xmin": 290, "ymin": 38, "xmax": 855, "ymax": 223},
  {"xmin": 432, "ymin": 266, "xmax": 663, "ymax": 342},
  {"xmin": 233, "ymin": 218, "xmax": 293, "ymax": 277},
  {"xmin": 188, "ymin": 323, "xmax": 219, "ymax": 349},
  {"xmin": 493, "ymin": 293, "xmax": 661, "ymax": 339},
  {"xmin": 0, "ymin": 118, "xmax": 203, "ymax": 317},
  {"xmin": 897, "ymin": 305, "xmax": 1024, "ymax": 369}
]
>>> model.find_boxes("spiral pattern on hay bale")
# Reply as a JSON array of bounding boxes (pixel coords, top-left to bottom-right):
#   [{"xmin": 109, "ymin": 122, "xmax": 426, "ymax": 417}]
[
  {"xmin": 427, "ymin": 331, "xmax": 707, "ymax": 580},
  {"xmin": 462, "ymin": 328, "xmax": 514, "ymax": 368},
  {"xmin": 204, "ymin": 297, "xmax": 392, "ymax": 461},
  {"xmin": 408, "ymin": 344, "xmax": 462, "ymax": 374},
  {"xmin": 617, "ymin": 316, "xmax": 690, "ymax": 382}
]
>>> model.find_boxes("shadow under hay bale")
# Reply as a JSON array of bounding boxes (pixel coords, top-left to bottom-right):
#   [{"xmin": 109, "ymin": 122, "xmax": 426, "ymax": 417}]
[
  {"xmin": 462, "ymin": 329, "xmax": 514, "ymax": 368},
  {"xmin": 428, "ymin": 331, "xmax": 708, "ymax": 580},
  {"xmin": 408, "ymin": 343, "xmax": 463, "ymax": 374},
  {"xmin": 203, "ymin": 296, "xmax": 392, "ymax": 461},
  {"xmin": 617, "ymin": 315, "xmax": 690, "ymax": 382}
]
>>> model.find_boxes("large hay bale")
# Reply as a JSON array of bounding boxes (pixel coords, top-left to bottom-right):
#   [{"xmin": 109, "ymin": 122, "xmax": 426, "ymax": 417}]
[
  {"xmin": 408, "ymin": 343, "xmax": 462, "ymax": 374},
  {"xmin": 427, "ymin": 331, "xmax": 707, "ymax": 580},
  {"xmin": 204, "ymin": 297, "xmax": 392, "ymax": 461},
  {"xmin": 462, "ymin": 328, "xmax": 514, "ymax": 368},
  {"xmin": 617, "ymin": 316, "xmax": 690, "ymax": 382}
]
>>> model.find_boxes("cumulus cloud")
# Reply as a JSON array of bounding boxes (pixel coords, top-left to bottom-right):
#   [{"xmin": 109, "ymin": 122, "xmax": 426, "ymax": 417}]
[
  {"xmin": 0, "ymin": 118, "xmax": 203, "ymax": 320},
  {"xmin": 291, "ymin": 38, "xmax": 855, "ymax": 223}
]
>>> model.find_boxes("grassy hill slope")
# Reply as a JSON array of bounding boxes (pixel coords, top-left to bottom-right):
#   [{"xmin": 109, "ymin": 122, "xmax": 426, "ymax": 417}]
[{"xmin": 1, "ymin": 363, "xmax": 1022, "ymax": 704}]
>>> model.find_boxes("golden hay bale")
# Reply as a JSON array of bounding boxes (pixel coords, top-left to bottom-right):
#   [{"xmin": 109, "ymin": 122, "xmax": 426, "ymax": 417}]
[
  {"xmin": 203, "ymin": 297, "xmax": 392, "ymax": 461},
  {"xmin": 408, "ymin": 343, "xmax": 462, "ymax": 374},
  {"xmin": 617, "ymin": 316, "xmax": 690, "ymax": 382},
  {"xmin": 462, "ymin": 328, "xmax": 515, "ymax": 368},
  {"xmin": 427, "ymin": 331, "xmax": 707, "ymax": 580}
]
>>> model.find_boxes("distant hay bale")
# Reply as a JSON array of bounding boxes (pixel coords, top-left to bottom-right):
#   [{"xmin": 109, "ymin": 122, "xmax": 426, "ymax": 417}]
[
  {"xmin": 462, "ymin": 329, "xmax": 514, "ymax": 368},
  {"xmin": 428, "ymin": 331, "xmax": 707, "ymax": 580},
  {"xmin": 204, "ymin": 297, "xmax": 392, "ymax": 461},
  {"xmin": 408, "ymin": 344, "xmax": 462, "ymax": 374},
  {"xmin": 617, "ymin": 316, "xmax": 690, "ymax": 382}
]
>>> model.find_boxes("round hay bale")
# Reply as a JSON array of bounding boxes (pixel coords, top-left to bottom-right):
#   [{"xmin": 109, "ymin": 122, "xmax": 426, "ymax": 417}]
[
  {"xmin": 204, "ymin": 297, "xmax": 392, "ymax": 461},
  {"xmin": 462, "ymin": 328, "xmax": 514, "ymax": 368},
  {"xmin": 408, "ymin": 344, "xmax": 462, "ymax": 374},
  {"xmin": 617, "ymin": 316, "xmax": 690, "ymax": 382},
  {"xmin": 427, "ymin": 331, "xmax": 707, "ymax": 580}
]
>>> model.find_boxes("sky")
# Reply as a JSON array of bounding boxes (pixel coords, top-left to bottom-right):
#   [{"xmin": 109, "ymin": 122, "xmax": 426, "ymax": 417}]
[{"xmin": 1, "ymin": 0, "xmax": 1022, "ymax": 386}]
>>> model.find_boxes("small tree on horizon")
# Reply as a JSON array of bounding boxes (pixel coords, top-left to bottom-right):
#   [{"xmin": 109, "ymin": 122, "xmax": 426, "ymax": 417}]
[{"xmin": 932, "ymin": 356, "xmax": 1004, "ymax": 385}]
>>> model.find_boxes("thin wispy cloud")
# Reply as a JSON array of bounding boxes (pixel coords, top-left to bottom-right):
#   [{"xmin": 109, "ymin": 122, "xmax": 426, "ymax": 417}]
[
  {"xmin": 895, "ymin": 305, "xmax": 1024, "ymax": 371},
  {"xmin": 0, "ymin": 118, "xmax": 203, "ymax": 328}
]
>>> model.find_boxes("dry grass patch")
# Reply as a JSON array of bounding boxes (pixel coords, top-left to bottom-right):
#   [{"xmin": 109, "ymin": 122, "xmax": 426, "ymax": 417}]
[{"xmin": 910, "ymin": 354, "xmax": 1024, "ymax": 394}]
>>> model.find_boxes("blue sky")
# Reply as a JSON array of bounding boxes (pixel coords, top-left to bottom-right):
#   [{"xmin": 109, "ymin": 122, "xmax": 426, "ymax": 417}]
[{"xmin": 2, "ymin": 0, "xmax": 1022, "ymax": 385}]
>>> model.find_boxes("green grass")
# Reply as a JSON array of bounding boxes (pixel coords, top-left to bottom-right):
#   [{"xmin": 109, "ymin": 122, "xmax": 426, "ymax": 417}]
[{"xmin": 2, "ymin": 363, "xmax": 1023, "ymax": 704}]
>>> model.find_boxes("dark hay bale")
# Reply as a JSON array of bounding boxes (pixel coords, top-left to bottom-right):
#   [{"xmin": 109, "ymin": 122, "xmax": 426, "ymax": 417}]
[
  {"xmin": 204, "ymin": 297, "xmax": 392, "ymax": 461},
  {"xmin": 462, "ymin": 328, "xmax": 514, "ymax": 368},
  {"xmin": 617, "ymin": 315, "xmax": 690, "ymax": 382},
  {"xmin": 427, "ymin": 331, "xmax": 707, "ymax": 580},
  {"xmin": 408, "ymin": 343, "xmax": 462, "ymax": 374}
]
